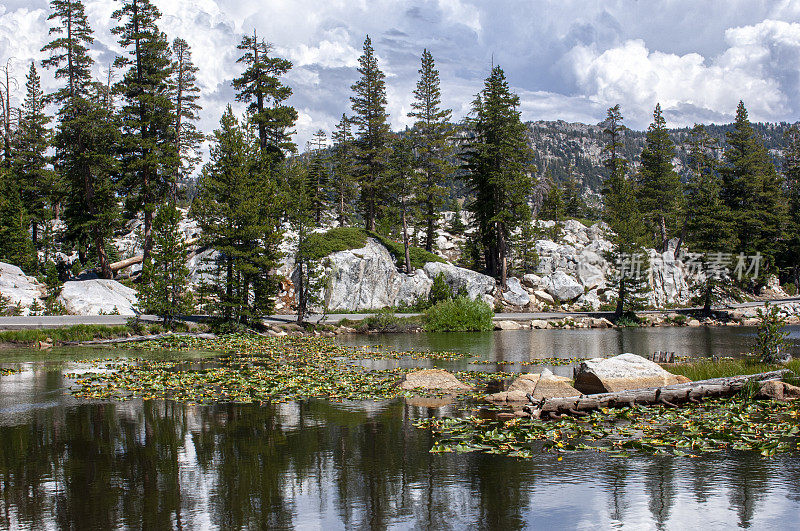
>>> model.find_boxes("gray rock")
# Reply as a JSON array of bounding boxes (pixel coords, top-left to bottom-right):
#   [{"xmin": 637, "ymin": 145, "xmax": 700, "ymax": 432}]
[
  {"xmin": 0, "ymin": 262, "xmax": 46, "ymax": 314},
  {"xmin": 322, "ymin": 238, "xmax": 407, "ymax": 311},
  {"xmin": 58, "ymin": 279, "xmax": 139, "ymax": 315},
  {"xmin": 395, "ymin": 270, "xmax": 433, "ymax": 307},
  {"xmin": 502, "ymin": 277, "xmax": 530, "ymax": 306},
  {"xmin": 573, "ymin": 353, "xmax": 687, "ymax": 394},
  {"xmin": 533, "ymin": 290, "xmax": 555, "ymax": 305},
  {"xmin": 543, "ymin": 271, "xmax": 583, "ymax": 302},
  {"xmin": 399, "ymin": 369, "xmax": 473, "ymax": 391},
  {"xmin": 422, "ymin": 262, "xmax": 495, "ymax": 300},
  {"xmin": 521, "ymin": 273, "xmax": 543, "ymax": 288},
  {"xmin": 494, "ymin": 320, "xmax": 523, "ymax": 330},
  {"xmin": 577, "ymin": 262, "xmax": 605, "ymax": 290}
]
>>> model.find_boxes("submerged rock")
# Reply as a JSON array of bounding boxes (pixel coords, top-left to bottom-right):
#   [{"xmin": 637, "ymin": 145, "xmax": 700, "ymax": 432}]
[
  {"xmin": 530, "ymin": 368, "xmax": 581, "ymax": 400},
  {"xmin": 485, "ymin": 369, "xmax": 580, "ymax": 403},
  {"xmin": 58, "ymin": 279, "xmax": 139, "ymax": 315},
  {"xmin": 757, "ymin": 380, "xmax": 800, "ymax": 401},
  {"xmin": 399, "ymin": 369, "xmax": 473, "ymax": 391},
  {"xmin": 573, "ymin": 353, "xmax": 686, "ymax": 394}
]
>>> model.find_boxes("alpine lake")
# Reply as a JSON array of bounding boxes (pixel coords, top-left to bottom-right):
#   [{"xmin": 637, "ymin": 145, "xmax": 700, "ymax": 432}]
[{"xmin": 1, "ymin": 325, "xmax": 800, "ymax": 530}]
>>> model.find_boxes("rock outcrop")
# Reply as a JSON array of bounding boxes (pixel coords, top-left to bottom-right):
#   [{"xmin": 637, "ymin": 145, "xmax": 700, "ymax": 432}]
[
  {"xmin": 58, "ymin": 279, "xmax": 139, "ymax": 315},
  {"xmin": 485, "ymin": 369, "xmax": 580, "ymax": 403},
  {"xmin": 573, "ymin": 353, "xmax": 687, "ymax": 394},
  {"xmin": 756, "ymin": 380, "xmax": 800, "ymax": 401},
  {"xmin": 0, "ymin": 262, "xmax": 46, "ymax": 314}
]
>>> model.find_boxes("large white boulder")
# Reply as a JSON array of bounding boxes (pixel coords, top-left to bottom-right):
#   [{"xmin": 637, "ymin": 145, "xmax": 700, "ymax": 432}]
[
  {"xmin": 573, "ymin": 353, "xmax": 687, "ymax": 394},
  {"xmin": 543, "ymin": 271, "xmax": 583, "ymax": 302},
  {"xmin": 422, "ymin": 262, "xmax": 495, "ymax": 300},
  {"xmin": 58, "ymin": 279, "xmax": 139, "ymax": 315},
  {"xmin": 321, "ymin": 238, "xmax": 407, "ymax": 311},
  {"xmin": 502, "ymin": 277, "xmax": 530, "ymax": 306},
  {"xmin": 0, "ymin": 262, "xmax": 46, "ymax": 314}
]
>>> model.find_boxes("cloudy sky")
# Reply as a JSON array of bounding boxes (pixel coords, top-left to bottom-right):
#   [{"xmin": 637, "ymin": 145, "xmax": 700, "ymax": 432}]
[{"xmin": 1, "ymin": 0, "xmax": 800, "ymax": 152}]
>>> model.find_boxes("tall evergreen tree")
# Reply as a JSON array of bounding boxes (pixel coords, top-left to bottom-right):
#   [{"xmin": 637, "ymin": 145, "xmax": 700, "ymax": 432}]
[
  {"xmin": 12, "ymin": 62, "xmax": 53, "ymax": 249},
  {"xmin": 0, "ymin": 62, "xmax": 15, "ymax": 167},
  {"xmin": 306, "ymin": 129, "xmax": 329, "ymax": 224},
  {"xmin": 285, "ymin": 159, "xmax": 318, "ymax": 324},
  {"xmin": 232, "ymin": 30, "xmax": 297, "ymax": 162},
  {"xmin": 140, "ymin": 202, "xmax": 191, "ymax": 326},
  {"xmin": 408, "ymin": 49, "xmax": 453, "ymax": 252},
  {"xmin": 42, "ymin": 0, "xmax": 117, "ymax": 278},
  {"xmin": 112, "ymin": 0, "xmax": 176, "ymax": 260},
  {"xmin": 331, "ymin": 114, "xmax": 357, "ymax": 226},
  {"xmin": 563, "ymin": 170, "xmax": 585, "ymax": 219},
  {"xmin": 461, "ymin": 66, "xmax": 534, "ymax": 287},
  {"xmin": 684, "ymin": 124, "xmax": 737, "ymax": 314},
  {"xmin": 720, "ymin": 101, "xmax": 789, "ymax": 277},
  {"xmin": 389, "ymin": 134, "xmax": 417, "ymax": 273},
  {"xmin": 637, "ymin": 103, "xmax": 684, "ymax": 252},
  {"xmin": 0, "ymin": 169, "xmax": 35, "ymax": 270},
  {"xmin": 601, "ymin": 105, "xmax": 649, "ymax": 317},
  {"xmin": 171, "ymin": 37, "xmax": 203, "ymax": 197},
  {"xmin": 780, "ymin": 125, "xmax": 800, "ymax": 288},
  {"xmin": 192, "ymin": 107, "xmax": 279, "ymax": 322},
  {"xmin": 350, "ymin": 35, "xmax": 391, "ymax": 231}
]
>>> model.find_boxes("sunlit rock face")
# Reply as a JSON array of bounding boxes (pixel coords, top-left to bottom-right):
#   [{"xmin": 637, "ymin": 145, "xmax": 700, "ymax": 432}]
[
  {"xmin": 58, "ymin": 279, "xmax": 139, "ymax": 315},
  {"xmin": 0, "ymin": 262, "xmax": 46, "ymax": 315}
]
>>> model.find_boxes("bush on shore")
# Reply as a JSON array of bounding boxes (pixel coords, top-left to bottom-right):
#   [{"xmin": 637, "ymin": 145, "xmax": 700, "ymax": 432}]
[{"xmin": 424, "ymin": 296, "xmax": 494, "ymax": 332}]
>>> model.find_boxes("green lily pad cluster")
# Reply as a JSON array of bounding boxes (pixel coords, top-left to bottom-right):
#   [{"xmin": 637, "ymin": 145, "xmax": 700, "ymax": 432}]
[
  {"xmin": 415, "ymin": 397, "xmax": 800, "ymax": 458},
  {"xmin": 0, "ymin": 367, "xmax": 20, "ymax": 376},
  {"xmin": 67, "ymin": 334, "xmax": 481, "ymax": 404}
]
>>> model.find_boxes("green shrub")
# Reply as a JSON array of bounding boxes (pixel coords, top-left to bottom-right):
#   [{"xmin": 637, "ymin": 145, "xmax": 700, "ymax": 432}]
[
  {"xmin": 784, "ymin": 282, "xmax": 797, "ymax": 296},
  {"xmin": 358, "ymin": 309, "xmax": 419, "ymax": 333},
  {"xmin": 301, "ymin": 227, "xmax": 445, "ymax": 270},
  {"xmin": 302, "ymin": 227, "xmax": 369, "ymax": 261},
  {"xmin": 429, "ymin": 273, "xmax": 454, "ymax": 305},
  {"xmin": 614, "ymin": 311, "xmax": 641, "ymax": 328},
  {"xmin": 756, "ymin": 303, "xmax": 789, "ymax": 363},
  {"xmin": 424, "ymin": 296, "xmax": 494, "ymax": 332}
]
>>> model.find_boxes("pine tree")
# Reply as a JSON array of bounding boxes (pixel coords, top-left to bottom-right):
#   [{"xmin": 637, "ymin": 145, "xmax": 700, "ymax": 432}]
[
  {"xmin": 539, "ymin": 173, "xmax": 565, "ymax": 239},
  {"xmin": 637, "ymin": 103, "xmax": 684, "ymax": 252},
  {"xmin": 408, "ymin": 49, "xmax": 453, "ymax": 252},
  {"xmin": 0, "ymin": 169, "xmax": 35, "ymax": 270},
  {"xmin": 601, "ymin": 105, "xmax": 650, "ymax": 318},
  {"xmin": 684, "ymin": 124, "xmax": 737, "ymax": 314},
  {"xmin": 720, "ymin": 101, "xmax": 789, "ymax": 278},
  {"xmin": 12, "ymin": 62, "xmax": 53, "ymax": 250},
  {"xmin": 112, "ymin": 0, "xmax": 176, "ymax": 260},
  {"xmin": 780, "ymin": 125, "xmax": 800, "ymax": 288},
  {"xmin": 192, "ymin": 107, "xmax": 279, "ymax": 323},
  {"xmin": 350, "ymin": 35, "xmax": 391, "ymax": 231},
  {"xmin": 285, "ymin": 159, "xmax": 318, "ymax": 324},
  {"xmin": 140, "ymin": 202, "xmax": 191, "ymax": 326},
  {"xmin": 461, "ymin": 66, "xmax": 534, "ymax": 287},
  {"xmin": 232, "ymin": 30, "xmax": 297, "ymax": 162},
  {"xmin": 331, "ymin": 114, "xmax": 357, "ymax": 226},
  {"xmin": 389, "ymin": 134, "xmax": 417, "ymax": 273},
  {"xmin": 306, "ymin": 129, "xmax": 329, "ymax": 224},
  {"xmin": 171, "ymin": 37, "xmax": 204, "ymax": 198},
  {"xmin": 42, "ymin": 0, "xmax": 117, "ymax": 278},
  {"xmin": 563, "ymin": 170, "xmax": 585, "ymax": 219}
]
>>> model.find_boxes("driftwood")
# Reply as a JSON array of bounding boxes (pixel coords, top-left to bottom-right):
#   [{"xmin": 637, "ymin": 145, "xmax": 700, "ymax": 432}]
[
  {"xmin": 526, "ymin": 370, "xmax": 789, "ymax": 419},
  {"xmin": 63, "ymin": 332, "xmax": 216, "ymax": 345}
]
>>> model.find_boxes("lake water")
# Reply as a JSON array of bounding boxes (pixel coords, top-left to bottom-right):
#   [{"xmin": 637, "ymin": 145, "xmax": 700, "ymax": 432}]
[{"xmin": 1, "ymin": 327, "xmax": 799, "ymax": 529}]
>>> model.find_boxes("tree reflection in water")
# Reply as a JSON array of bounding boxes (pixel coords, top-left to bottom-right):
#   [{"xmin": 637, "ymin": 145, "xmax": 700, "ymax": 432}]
[{"xmin": 1, "ymin": 365, "xmax": 799, "ymax": 528}]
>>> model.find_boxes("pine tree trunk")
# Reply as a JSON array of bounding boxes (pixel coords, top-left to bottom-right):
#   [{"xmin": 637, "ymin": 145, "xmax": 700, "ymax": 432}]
[
  {"xmin": 615, "ymin": 276, "xmax": 625, "ymax": 318},
  {"xmin": 425, "ymin": 200, "xmax": 435, "ymax": 253},
  {"xmin": 703, "ymin": 280, "xmax": 713, "ymax": 317},
  {"xmin": 402, "ymin": 196, "xmax": 412, "ymax": 274},
  {"xmin": 94, "ymin": 233, "xmax": 112, "ymax": 279},
  {"xmin": 659, "ymin": 215, "xmax": 668, "ymax": 253},
  {"xmin": 498, "ymin": 223, "xmax": 508, "ymax": 288}
]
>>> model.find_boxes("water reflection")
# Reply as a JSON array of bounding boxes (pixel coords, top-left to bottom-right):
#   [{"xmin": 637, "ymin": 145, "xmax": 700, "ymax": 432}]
[
  {"xmin": 0, "ymin": 365, "xmax": 799, "ymax": 529},
  {"xmin": 340, "ymin": 326, "xmax": 800, "ymax": 362}
]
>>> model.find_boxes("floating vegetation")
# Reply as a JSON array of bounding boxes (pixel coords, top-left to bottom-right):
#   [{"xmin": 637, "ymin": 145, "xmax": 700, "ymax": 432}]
[
  {"xmin": 67, "ymin": 334, "xmax": 482, "ymax": 404},
  {"xmin": 415, "ymin": 397, "xmax": 800, "ymax": 458},
  {"xmin": 469, "ymin": 357, "xmax": 586, "ymax": 367},
  {"xmin": 0, "ymin": 367, "xmax": 21, "ymax": 376}
]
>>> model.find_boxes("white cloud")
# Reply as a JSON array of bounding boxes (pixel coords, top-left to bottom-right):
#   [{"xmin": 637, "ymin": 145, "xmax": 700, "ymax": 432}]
[{"xmin": 2, "ymin": 1, "xmax": 800, "ymax": 151}]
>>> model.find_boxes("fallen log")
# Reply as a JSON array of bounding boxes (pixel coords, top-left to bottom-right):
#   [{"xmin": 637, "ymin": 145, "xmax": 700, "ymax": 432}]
[
  {"xmin": 109, "ymin": 255, "xmax": 144, "ymax": 273},
  {"xmin": 63, "ymin": 332, "xmax": 217, "ymax": 345},
  {"xmin": 526, "ymin": 370, "xmax": 789, "ymax": 419}
]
